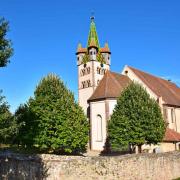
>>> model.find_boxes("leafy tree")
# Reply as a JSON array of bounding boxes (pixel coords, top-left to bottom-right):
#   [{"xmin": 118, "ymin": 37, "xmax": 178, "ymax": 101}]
[
  {"xmin": 0, "ymin": 90, "xmax": 17, "ymax": 145},
  {"xmin": 13, "ymin": 103, "xmax": 36, "ymax": 147},
  {"xmin": 0, "ymin": 17, "xmax": 13, "ymax": 67},
  {"xmin": 108, "ymin": 82, "xmax": 166, "ymax": 153},
  {"xmin": 28, "ymin": 74, "xmax": 89, "ymax": 154}
]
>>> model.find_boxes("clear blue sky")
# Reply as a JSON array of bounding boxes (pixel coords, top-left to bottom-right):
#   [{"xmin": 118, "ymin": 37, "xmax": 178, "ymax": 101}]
[{"xmin": 0, "ymin": 0, "xmax": 180, "ymax": 112}]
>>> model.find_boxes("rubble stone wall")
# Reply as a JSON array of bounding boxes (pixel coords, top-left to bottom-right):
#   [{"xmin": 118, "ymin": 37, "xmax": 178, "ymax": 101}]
[{"xmin": 0, "ymin": 152, "xmax": 180, "ymax": 180}]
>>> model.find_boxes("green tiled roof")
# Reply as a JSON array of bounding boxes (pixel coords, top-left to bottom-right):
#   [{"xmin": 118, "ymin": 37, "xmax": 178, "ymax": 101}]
[{"xmin": 87, "ymin": 17, "xmax": 100, "ymax": 48}]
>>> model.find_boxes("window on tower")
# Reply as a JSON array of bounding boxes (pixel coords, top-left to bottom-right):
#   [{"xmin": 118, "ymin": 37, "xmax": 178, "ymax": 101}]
[
  {"xmin": 97, "ymin": 80, "xmax": 100, "ymax": 85},
  {"xmin": 82, "ymin": 81, "xmax": 86, "ymax": 88},
  {"xmin": 87, "ymin": 67, "xmax": 90, "ymax": 74},
  {"xmin": 87, "ymin": 80, "xmax": 91, "ymax": 87}
]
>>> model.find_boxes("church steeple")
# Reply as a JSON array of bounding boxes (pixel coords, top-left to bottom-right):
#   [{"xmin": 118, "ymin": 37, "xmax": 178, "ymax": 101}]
[
  {"xmin": 87, "ymin": 16, "xmax": 100, "ymax": 48},
  {"xmin": 77, "ymin": 17, "xmax": 111, "ymax": 115}
]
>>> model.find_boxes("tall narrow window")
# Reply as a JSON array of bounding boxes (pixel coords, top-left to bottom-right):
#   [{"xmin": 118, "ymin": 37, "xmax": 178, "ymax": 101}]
[
  {"xmin": 171, "ymin": 109, "xmax": 174, "ymax": 123},
  {"xmin": 87, "ymin": 80, "xmax": 91, "ymax": 87},
  {"xmin": 97, "ymin": 80, "xmax": 100, "ymax": 85},
  {"xmin": 97, "ymin": 67, "xmax": 100, "ymax": 74},
  {"xmin": 96, "ymin": 115, "xmax": 103, "ymax": 142},
  {"xmin": 87, "ymin": 67, "xmax": 90, "ymax": 74},
  {"xmin": 163, "ymin": 107, "xmax": 168, "ymax": 123},
  {"xmin": 82, "ymin": 81, "xmax": 86, "ymax": 88}
]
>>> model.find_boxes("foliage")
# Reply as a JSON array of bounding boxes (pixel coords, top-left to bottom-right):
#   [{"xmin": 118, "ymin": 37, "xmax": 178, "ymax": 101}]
[
  {"xmin": 82, "ymin": 52, "xmax": 89, "ymax": 64},
  {"xmin": 0, "ymin": 17, "xmax": 13, "ymax": 67},
  {"xmin": 13, "ymin": 103, "xmax": 36, "ymax": 147},
  {"xmin": 96, "ymin": 50, "xmax": 106, "ymax": 64},
  {"xmin": 0, "ymin": 90, "xmax": 17, "ymax": 144},
  {"xmin": 18, "ymin": 74, "xmax": 89, "ymax": 154},
  {"xmin": 108, "ymin": 82, "xmax": 166, "ymax": 152}
]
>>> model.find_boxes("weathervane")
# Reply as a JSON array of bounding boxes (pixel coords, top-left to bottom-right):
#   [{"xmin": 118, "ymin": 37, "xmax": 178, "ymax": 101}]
[{"xmin": 91, "ymin": 11, "xmax": 95, "ymax": 21}]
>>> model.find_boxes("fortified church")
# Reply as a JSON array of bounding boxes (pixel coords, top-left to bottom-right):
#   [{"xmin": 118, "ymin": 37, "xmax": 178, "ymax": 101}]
[{"xmin": 76, "ymin": 17, "xmax": 180, "ymax": 152}]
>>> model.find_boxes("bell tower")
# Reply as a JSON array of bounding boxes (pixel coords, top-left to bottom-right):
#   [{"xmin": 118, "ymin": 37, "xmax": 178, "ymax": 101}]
[{"xmin": 76, "ymin": 16, "xmax": 111, "ymax": 116}]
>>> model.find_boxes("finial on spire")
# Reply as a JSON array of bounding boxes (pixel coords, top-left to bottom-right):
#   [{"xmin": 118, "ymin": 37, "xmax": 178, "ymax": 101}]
[{"xmin": 91, "ymin": 11, "xmax": 95, "ymax": 21}]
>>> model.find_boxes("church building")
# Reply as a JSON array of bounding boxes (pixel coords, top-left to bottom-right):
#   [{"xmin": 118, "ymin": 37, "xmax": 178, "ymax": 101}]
[{"xmin": 76, "ymin": 17, "xmax": 180, "ymax": 152}]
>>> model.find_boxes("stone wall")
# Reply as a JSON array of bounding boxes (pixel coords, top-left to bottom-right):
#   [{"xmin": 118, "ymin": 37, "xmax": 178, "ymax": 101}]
[{"xmin": 0, "ymin": 151, "xmax": 180, "ymax": 180}]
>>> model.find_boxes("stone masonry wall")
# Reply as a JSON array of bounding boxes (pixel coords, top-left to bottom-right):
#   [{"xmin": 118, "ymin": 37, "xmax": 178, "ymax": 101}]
[{"xmin": 0, "ymin": 151, "xmax": 180, "ymax": 180}]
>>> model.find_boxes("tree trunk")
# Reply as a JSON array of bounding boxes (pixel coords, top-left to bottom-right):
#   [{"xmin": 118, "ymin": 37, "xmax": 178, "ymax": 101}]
[
  {"xmin": 138, "ymin": 145, "xmax": 142, "ymax": 153},
  {"xmin": 129, "ymin": 144, "xmax": 136, "ymax": 154}
]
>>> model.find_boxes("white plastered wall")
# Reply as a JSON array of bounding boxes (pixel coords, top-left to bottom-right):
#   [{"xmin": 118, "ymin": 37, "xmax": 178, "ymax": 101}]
[
  {"xmin": 90, "ymin": 99, "xmax": 117, "ymax": 151},
  {"xmin": 90, "ymin": 100, "xmax": 107, "ymax": 151},
  {"xmin": 122, "ymin": 66, "xmax": 158, "ymax": 101},
  {"xmin": 166, "ymin": 107, "xmax": 177, "ymax": 131},
  {"xmin": 175, "ymin": 108, "xmax": 180, "ymax": 133},
  {"xmin": 78, "ymin": 58, "xmax": 110, "ymax": 115},
  {"xmin": 107, "ymin": 99, "xmax": 117, "ymax": 116}
]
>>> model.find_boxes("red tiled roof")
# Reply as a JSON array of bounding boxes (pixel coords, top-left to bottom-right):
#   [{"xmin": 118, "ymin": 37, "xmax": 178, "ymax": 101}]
[
  {"xmin": 76, "ymin": 48, "xmax": 87, "ymax": 54},
  {"xmin": 100, "ymin": 47, "xmax": 111, "ymax": 53},
  {"xmin": 128, "ymin": 66, "xmax": 180, "ymax": 107},
  {"xmin": 88, "ymin": 71, "xmax": 131, "ymax": 101},
  {"xmin": 164, "ymin": 128, "xmax": 180, "ymax": 142}
]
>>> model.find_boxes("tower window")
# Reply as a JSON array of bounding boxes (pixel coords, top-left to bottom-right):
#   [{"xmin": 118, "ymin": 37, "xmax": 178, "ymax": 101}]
[
  {"xmin": 82, "ymin": 81, "xmax": 86, "ymax": 88},
  {"xmin": 87, "ymin": 80, "xmax": 91, "ymax": 87},
  {"xmin": 87, "ymin": 67, "xmax": 90, "ymax": 74},
  {"xmin": 81, "ymin": 69, "xmax": 86, "ymax": 76},
  {"xmin": 97, "ymin": 67, "xmax": 101, "ymax": 74}
]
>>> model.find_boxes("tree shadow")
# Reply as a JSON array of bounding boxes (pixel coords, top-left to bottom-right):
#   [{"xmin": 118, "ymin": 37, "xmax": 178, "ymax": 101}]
[
  {"xmin": 99, "ymin": 137, "xmax": 133, "ymax": 156},
  {"xmin": 0, "ymin": 150, "xmax": 49, "ymax": 180}
]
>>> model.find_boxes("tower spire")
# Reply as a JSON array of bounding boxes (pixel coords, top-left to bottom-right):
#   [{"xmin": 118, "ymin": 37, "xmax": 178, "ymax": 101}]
[{"xmin": 87, "ymin": 15, "xmax": 100, "ymax": 48}]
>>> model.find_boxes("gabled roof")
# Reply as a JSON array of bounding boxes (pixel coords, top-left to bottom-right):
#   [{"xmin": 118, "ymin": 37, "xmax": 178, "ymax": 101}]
[
  {"xmin": 88, "ymin": 71, "xmax": 131, "ymax": 101},
  {"xmin": 164, "ymin": 128, "xmax": 180, "ymax": 142},
  {"xmin": 128, "ymin": 66, "xmax": 180, "ymax": 107}
]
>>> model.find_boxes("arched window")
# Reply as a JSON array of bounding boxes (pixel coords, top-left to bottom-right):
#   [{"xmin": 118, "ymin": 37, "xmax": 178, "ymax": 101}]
[
  {"xmin": 96, "ymin": 115, "xmax": 103, "ymax": 142},
  {"xmin": 87, "ymin": 80, "xmax": 91, "ymax": 87},
  {"xmin": 97, "ymin": 80, "xmax": 100, "ymax": 85},
  {"xmin": 97, "ymin": 67, "xmax": 100, "ymax": 74},
  {"xmin": 82, "ymin": 81, "xmax": 86, "ymax": 88},
  {"xmin": 101, "ymin": 69, "xmax": 104, "ymax": 75},
  {"xmin": 87, "ymin": 67, "xmax": 90, "ymax": 74},
  {"xmin": 81, "ymin": 69, "xmax": 86, "ymax": 76}
]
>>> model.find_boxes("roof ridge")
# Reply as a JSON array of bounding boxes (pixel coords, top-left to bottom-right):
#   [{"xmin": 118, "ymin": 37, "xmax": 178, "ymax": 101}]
[
  {"xmin": 128, "ymin": 66, "xmax": 178, "ymax": 87},
  {"xmin": 159, "ymin": 78, "xmax": 180, "ymax": 101},
  {"xmin": 128, "ymin": 66, "xmax": 180, "ymax": 106}
]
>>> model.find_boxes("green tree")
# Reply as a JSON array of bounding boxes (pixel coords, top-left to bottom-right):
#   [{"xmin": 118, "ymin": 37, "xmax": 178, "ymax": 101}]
[
  {"xmin": 108, "ymin": 82, "xmax": 166, "ymax": 153},
  {"xmin": 28, "ymin": 74, "xmax": 89, "ymax": 154},
  {"xmin": 0, "ymin": 17, "xmax": 13, "ymax": 67},
  {"xmin": 13, "ymin": 103, "xmax": 36, "ymax": 147},
  {"xmin": 0, "ymin": 90, "xmax": 17, "ymax": 145}
]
